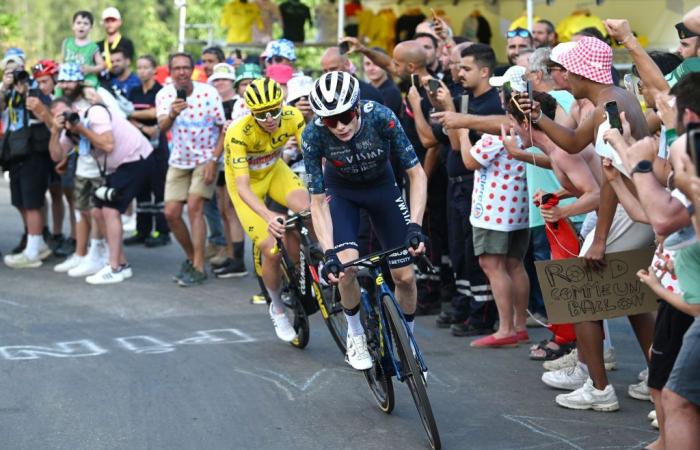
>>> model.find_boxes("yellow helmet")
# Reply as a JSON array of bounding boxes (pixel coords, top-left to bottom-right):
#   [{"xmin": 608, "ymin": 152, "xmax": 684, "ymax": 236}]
[{"xmin": 244, "ymin": 77, "xmax": 284, "ymax": 112}]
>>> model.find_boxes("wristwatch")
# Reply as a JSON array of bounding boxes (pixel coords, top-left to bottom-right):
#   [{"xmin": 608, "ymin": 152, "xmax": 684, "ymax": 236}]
[{"xmin": 630, "ymin": 160, "xmax": 653, "ymax": 177}]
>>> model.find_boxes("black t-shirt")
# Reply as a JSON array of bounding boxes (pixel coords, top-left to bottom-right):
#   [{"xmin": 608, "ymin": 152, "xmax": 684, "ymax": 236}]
[
  {"xmin": 280, "ymin": 1, "xmax": 311, "ymax": 42},
  {"xmin": 97, "ymin": 35, "xmax": 135, "ymax": 61},
  {"xmin": 493, "ymin": 64, "xmax": 510, "ymax": 77},
  {"xmin": 398, "ymin": 87, "xmax": 432, "ymax": 163},
  {"xmin": 396, "ymin": 13, "xmax": 425, "ymax": 42},
  {"xmin": 443, "ymin": 87, "xmax": 504, "ymax": 177},
  {"xmin": 377, "ymin": 78, "xmax": 402, "ymax": 117},
  {"xmin": 127, "ymin": 80, "xmax": 167, "ymax": 151},
  {"xmin": 358, "ymin": 79, "xmax": 384, "ymax": 104}
]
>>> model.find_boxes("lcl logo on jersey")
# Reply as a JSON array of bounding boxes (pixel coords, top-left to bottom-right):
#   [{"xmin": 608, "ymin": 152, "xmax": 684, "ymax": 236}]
[{"xmin": 271, "ymin": 133, "xmax": 291, "ymax": 146}]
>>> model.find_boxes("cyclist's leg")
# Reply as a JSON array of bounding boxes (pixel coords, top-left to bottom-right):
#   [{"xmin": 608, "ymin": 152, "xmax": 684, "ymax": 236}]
[{"xmin": 268, "ymin": 161, "xmax": 309, "ymax": 264}]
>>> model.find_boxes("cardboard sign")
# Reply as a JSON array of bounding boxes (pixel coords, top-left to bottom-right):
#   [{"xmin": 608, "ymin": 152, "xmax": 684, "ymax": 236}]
[{"xmin": 535, "ymin": 248, "xmax": 658, "ymax": 324}]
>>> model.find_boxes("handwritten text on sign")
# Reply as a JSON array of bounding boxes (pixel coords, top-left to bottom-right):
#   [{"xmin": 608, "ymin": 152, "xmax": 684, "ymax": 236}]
[{"xmin": 535, "ymin": 248, "xmax": 657, "ymax": 324}]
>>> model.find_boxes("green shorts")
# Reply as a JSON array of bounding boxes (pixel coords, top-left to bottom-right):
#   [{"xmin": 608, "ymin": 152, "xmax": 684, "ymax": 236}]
[
  {"xmin": 74, "ymin": 175, "xmax": 104, "ymax": 211},
  {"xmin": 473, "ymin": 226, "xmax": 530, "ymax": 259}
]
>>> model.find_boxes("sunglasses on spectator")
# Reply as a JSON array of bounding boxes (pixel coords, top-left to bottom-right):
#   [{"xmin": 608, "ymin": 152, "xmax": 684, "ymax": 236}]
[
  {"xmin": 321, "ymin": 109, "xmax": 357, "ymax": 128},
  {"xmin": 253, "ymin": 107, "xmax": 283, "ymax": 122},
  {"xmin": 507, "ymin": 29, "xmax": 532, "ymax": 39},
  {"xmin": 546, "ymin": 63, "xmax": 565, "ymax": 72},
  {"xmin": 676, "ymin": 23, "xmax": 699, "ymax": 40}
]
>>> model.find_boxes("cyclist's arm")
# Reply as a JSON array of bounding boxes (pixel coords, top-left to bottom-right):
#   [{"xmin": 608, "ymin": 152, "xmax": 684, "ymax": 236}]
[
  {"xmin": 405, "ymin": 164, "xmax": 427, "ymax": 225},
  {"xmin": 310, "ymin": 193, "xmax": 334, "ymax": 252}
]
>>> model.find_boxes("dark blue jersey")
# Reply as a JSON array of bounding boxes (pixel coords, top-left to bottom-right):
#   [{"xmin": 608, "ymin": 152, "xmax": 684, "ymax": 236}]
[{"xmin": 301, "ymin": 101, "xmax": 419, "ymax": 195}]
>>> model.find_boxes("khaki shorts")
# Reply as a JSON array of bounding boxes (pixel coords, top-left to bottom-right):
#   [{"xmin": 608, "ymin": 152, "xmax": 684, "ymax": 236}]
[
  {"xmin": 473, "ymin": 226, "xmax": 530, "ymax": 259},
  {"xmin": 74, "ymin": 175, "xmax": 104, "ymax": 211},
  {"xmin": 164, "ymin": 165, "xmax": 215, "ymax": 202}
]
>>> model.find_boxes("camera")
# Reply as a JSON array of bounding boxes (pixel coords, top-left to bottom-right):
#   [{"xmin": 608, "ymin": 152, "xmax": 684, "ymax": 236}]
[
  {"xmin": 94, "ymin": 186, "xmax": 119, "ymax": 202},
  {"xmin": 62, "ymin": 111, "xmax": 81, "ymax": 126},
  {"xmin": 13, "ymin": 70, "xmax": 30, "ymax": 85}
]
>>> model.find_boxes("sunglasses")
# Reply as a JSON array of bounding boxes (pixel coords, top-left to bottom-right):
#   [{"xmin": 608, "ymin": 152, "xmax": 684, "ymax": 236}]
[
  {"xmin": 253, "ymin": 107, "xmax": 283, "ymax": 122},
  {"xmin": 507, "ymin": 29, "xmax": 532, "ymax": 39},
  {"xmin": 676, "ymin": 23, "xmax": 698, "ymax": 40},
  {"xmin": 321, "ymin": 109, "xmax": 357, "ymax": 128}
]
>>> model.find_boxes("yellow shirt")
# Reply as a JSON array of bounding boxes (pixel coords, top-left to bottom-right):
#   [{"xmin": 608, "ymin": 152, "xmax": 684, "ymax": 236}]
[
  {"xmin": 220, "ymin": 0, "xmax": 264, "ymax": 44},
  {"xmin": 224, "ymin": 106, "xmax": 305, "ymax": 180}
]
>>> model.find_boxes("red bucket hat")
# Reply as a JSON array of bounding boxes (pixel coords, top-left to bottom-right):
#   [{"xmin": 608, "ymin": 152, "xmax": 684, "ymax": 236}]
[{"xmin": 559, "ymin": 37, "xmax": 613, "ymax": 85}]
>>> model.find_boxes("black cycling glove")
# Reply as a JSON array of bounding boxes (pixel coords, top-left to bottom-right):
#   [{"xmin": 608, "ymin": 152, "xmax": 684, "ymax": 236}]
[
  {"xmin": 321, "ymin": 249, "xmax": 342, "ymax": 284},
  {"xmin": 405, "ymin": 222, "xmax": 426, "ymax": 249}
]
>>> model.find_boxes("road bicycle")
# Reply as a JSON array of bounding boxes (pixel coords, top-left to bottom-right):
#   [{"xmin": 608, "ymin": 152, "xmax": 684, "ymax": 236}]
[
  {"xmin": 336, "ymin": 245, "xmax": 441, "ymax": 450},
  {"xmin": 253, "ymin": 210, "xmax": 348, "ymax": 351}
]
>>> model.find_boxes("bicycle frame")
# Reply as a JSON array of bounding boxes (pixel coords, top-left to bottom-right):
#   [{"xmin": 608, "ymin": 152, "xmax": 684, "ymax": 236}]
[{"xmin": 352, "ymin": 251, "xmax": 430, "ymax": 381}]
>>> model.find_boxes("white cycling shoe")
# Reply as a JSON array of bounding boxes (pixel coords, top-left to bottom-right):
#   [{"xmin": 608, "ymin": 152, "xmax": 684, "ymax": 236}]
[
  {"xmin": 345, "ymin": 334, "xmax": 373, "ymax": 370},
  {"xmin": 268, "ymin": 304, "xmax": 297, "ymax": 342}
]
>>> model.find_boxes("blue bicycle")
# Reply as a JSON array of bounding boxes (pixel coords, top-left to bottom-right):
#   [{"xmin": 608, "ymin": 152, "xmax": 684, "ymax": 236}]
[{"xmin": 338, "ymin": 246, "xmax": 441, "ymax": 450}]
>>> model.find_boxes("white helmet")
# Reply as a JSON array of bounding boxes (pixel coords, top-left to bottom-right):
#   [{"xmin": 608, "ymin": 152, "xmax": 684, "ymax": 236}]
[{"xmin": 309, "ymin": 71, "xmax": 360, "ymax": 117}]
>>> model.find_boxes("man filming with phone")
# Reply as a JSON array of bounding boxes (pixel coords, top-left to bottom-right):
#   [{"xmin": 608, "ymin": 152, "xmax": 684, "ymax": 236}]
[
  {"xmin": 48, "ymin": 93, "xmax": 154, "ymax": 284},
  {"xmin": 156, "ymin": 52, "xmax": 226, "ymax": 287}
]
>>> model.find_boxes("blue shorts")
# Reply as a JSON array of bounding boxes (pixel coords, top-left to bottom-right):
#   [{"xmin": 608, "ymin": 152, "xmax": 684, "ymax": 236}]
[{"xmin": 328, "ymin": 181, "xmax": 412, "ymax": 269}]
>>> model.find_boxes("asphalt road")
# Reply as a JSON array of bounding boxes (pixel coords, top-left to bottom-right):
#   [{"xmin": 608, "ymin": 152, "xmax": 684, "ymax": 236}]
[{"xmin": 0, "ymin": 180, "xmax": 658, "ymax": 450}]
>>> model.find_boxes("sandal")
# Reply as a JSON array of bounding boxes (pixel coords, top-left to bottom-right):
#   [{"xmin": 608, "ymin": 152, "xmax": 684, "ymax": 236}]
[{"xmin": 529, "ymin": 340, "xmax": 575, "ymax": 361}]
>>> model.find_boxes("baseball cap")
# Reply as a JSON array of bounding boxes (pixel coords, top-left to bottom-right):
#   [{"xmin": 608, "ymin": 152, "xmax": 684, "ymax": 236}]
[
  {"xmin": 265, "ymin": 39, "xmax": 296, "ymax": 62},
  {"xmin": 234, "ymin": 63, "xmax": 262, "ymax": 87},
  {"xmin": 489, "ymin": 65, "xmax": 527, "ymax": 92},
  {"xmin": 208, "ymin": 63, "xmax": 236, "ymax": 83},
  {"xmin": 1, "ymin": 47, "xmax": 26, "ymax": 70},
  {"xmin": 549, "ymin": 42, "xmax": 576, "ymax": 65},
  {"xmin": 665, "ymin": 57, "xmax": 700, "ymax": 88},
  {"xmin": 102, "ymin": 7, "xmax": 122, "ymax": 21},
  {"xmin": 558, "ymin": 37, "xmax": 613, "ymax": 85},
  {"xmin": 265, "ymin": 64, "xmax": 294, "ymax": 85},
  {"xmin": 57, "ymin": 62, "xmax": 85, "ymax": 82},
  {"xmin": 287, "ymin": 75, "xmax": 313, "ymax": 103}
]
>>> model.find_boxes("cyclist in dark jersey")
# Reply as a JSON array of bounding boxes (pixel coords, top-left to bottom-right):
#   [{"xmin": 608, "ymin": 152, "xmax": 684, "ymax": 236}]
[{"xmin": 302, "ymin": 71, "xmax": 428, "ymax": 370}]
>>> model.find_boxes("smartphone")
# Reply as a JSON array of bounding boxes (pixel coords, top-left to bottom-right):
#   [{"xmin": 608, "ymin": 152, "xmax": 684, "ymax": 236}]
[
  {"xmin": 427, "ymin": 78, "xmax": 441, "ymax": 94},
  {"xmin": 176, "ymin": 88, "xmax": 187, "ymax": 101},
  {"xmin": 411, "ymin": 74, "xmax": 421, "ymax": 88},
  {"xmin": 460, "ymin": 94, "xmax": 470, "ymax": 114},
  {"xmin": 688, "ymin": 123, "xmax": 700, "ymax": 177},
  {"xmin": 605, "ymin": 101, "xmax": 623, "ymax": 133},
  {"xmin": 338, "ymin": 41, "xmax": 350, "ymax": 55},
  {"xmin": 27, "ymin": 88, "xmax": 41, "ymax": 98},
  {"xmin": 234, "ymin": 48, "xmax": 242, "ymax": 59},
  {"xmin": 526, "ymin": 80, "xmax": 533, "ymax": 102}
]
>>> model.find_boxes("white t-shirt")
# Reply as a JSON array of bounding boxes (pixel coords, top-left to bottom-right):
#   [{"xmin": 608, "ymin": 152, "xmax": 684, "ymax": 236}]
[
  {"xmin": 470, "ymin": 133, "xmax": 529, "ymax": 231},
  {"xmin": 156, "ymin": 82, "xmax": 225, "ymax": 169}
]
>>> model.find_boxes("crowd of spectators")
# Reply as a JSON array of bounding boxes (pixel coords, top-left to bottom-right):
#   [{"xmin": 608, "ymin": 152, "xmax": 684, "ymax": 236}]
[{"xmin": 1, "ymin": 4, "xmax": 700, "ymax": 446}]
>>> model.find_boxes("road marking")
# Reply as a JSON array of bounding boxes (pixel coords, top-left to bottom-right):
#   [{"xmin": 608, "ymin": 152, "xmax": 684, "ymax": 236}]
[{"xmin": 0, "ymin": 328, "xmax": 258, "ymax": 362}]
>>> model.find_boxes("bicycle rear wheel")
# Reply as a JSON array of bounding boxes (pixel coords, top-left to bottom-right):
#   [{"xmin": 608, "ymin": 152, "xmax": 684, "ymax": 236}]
[
  {"xmin": 283, "ymin": 287, "xmax": 310, "ymax": 349},
  {"xmin": 362, "ymin": 300, "xmax": 394, "ymax": 414},
  {"xmin": 382, "ymin": 295, "xmax": 441, "ymax": 450}
]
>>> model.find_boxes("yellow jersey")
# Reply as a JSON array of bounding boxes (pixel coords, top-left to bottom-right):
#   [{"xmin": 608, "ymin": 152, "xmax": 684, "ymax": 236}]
[{"xmin": 224, "ymin": 105, "xmax": 305, "ymax": 180}]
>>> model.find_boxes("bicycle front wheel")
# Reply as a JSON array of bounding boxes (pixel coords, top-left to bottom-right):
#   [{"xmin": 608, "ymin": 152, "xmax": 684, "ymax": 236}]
[
  {"xmin": 284, "ymin": 288, "xmax": 310, "ymax": 349},
  {"xmin": 318, "ymin": 285, "xmax": 348, "ymax": 355},
  {"xmin": 362, "ymin": 298, "xmax": 394, "ymax": 414},
  {"xmin": 382, "ymin": 295, "xmax": 441, "ymax": 450}
]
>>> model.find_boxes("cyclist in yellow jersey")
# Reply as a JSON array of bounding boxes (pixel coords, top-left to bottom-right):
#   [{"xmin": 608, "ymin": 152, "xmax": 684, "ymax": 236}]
[{"xmin": 224, "ymin": 77, "xmax": 309, "ymax": 342}]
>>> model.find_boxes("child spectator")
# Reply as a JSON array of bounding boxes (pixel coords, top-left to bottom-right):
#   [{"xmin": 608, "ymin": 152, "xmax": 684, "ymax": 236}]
[{"xmin": 62, "ymin": 11, "xmax": 106, "ymax": 88}]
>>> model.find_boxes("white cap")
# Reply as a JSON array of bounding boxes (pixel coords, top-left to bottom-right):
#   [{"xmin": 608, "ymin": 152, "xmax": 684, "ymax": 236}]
[
  {"xmin": 287, "ymin": 75, "xmax": 313, "ymax": 103},
  {"xmin": 550, "ymin": 42, "xmax": 577, "ymax": 65},
  {"xmin": 102, "ymin": 7, "xmax": 122, "ymax": 21},
  {"xmin": 489, "ymin": 65, "xmax": 527, "ymax": 92},
  {"xmin": 208, "ymin": 63, "xmax": 236, "ymax": 83}
]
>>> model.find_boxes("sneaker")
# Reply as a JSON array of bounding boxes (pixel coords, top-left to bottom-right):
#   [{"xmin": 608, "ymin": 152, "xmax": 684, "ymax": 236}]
[
  {"xmin": 120, "ymin": 264, "xmax": 133, "ymax": 279},
  {"xmin": 436, "ymin": 311, "xmax": 460, "ymax": 328},
  {"xmin": 628, "ymin": 380, "xmax": 652, "ymax": 401},
  {"xmin": 4, "ymin": 251, "xmax": 42, "ymax": 269},
  {"xmin": 68, "ymin": 256, "xmax": 104, "ymax": 277},
  {"xmin": 178, "ymin": 268, "xmax": 207, "ymax": 287},
  {"xmin": 526, "ymin": 312, "xmax": 549, "ymax": 328},
  {"xmin": 38, "ymin": 245, "xmax": 52, "ymax": 260},
  {"xmin": 251, "ymin": 292, "xmax": 267, "ymax": 305},
  {"xmin": 123, "ymin": 232, "xmax": 147, "ymax": 246},
  {"xmin": 54, "ymin": 254, "xmax": 84, "ymax": 272},
  {"xmin": 638, "ymin": 367, "xmax": 648, "ymax": 381},
  {"xmin": 86, "ymin": 265, "xmax": 125, "ymax": 285},
  {"xmin": 542, "ymin": 364, "xmax": 589, "ymax": 390},
  {"xmin": 212, "ymin": 257, "xmax": 233, "ymax": 271},
  {"xmin": 54, "ymin": 237, "xmax": 76, "ymax": 258},
  {"xmin": 555, "ymin": 378, "xmax": 620, "ymax": 411},
  {"xmin": 268, "ymin": 304, "xmax": 297, "ymax": 342},
  {"xmin": 214, "ymin": 258, "xmax": 248, "ymax": 278},
  {"xmin": 450, "ymin": 321, "xmax": 493, "ymax": 337},
  {"xmin": 604, "ymin": 347, "xmax": 618, "ymax": 371},
  {"xmin": 144, "ymin": 232, "xmax": 170, "ymax": 248},
  {"xmin": 11, "ymin": 233, "xmax": 27, "ymax": 254},
  {"xmin": 651, "ymin": 418, "xmax": 659, "ymax": 429},
  {"xmin": 172, "ymin": 260, "xmax": 193, "ymax": 283},
  {"xmin": 345, "ymin": 333, "xmax": 373, "ymax": 370},
  {"xmin": 543, "ymin": 348, "xmax": 577, "ymax": 371},
  {"xmin": 648, "ymin": 410, "xmax": 657, "ymax": 421},
  {"xmin": 48, "ymin": 233, "xmax": 65, "ymax": 252}
]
